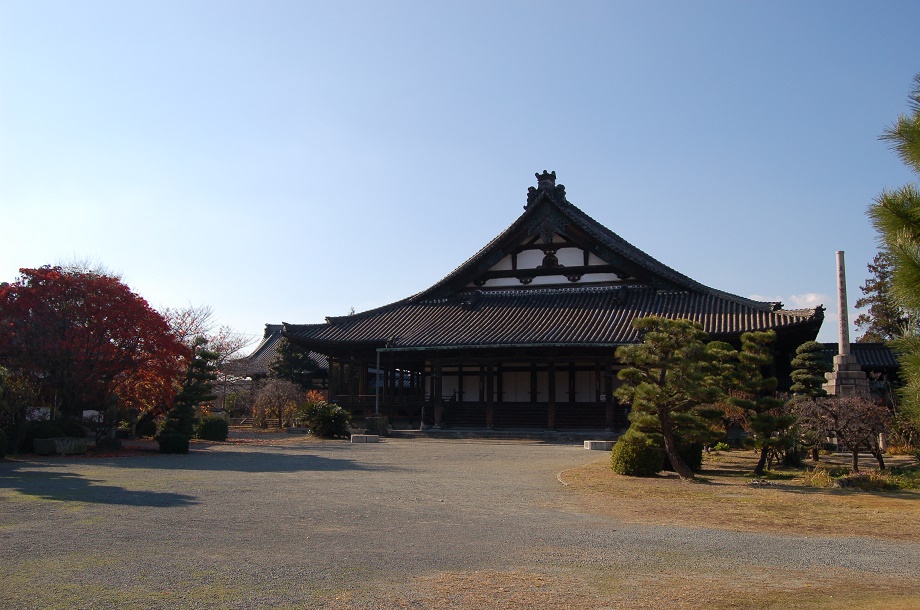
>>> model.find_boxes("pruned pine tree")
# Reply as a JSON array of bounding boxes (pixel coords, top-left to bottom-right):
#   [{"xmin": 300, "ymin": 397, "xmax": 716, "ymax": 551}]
[
  {"xmin": 615, "ymin": 317, "xmax": 729, "ymax": 480},
  {"xmin": 159, "ymin": 337, "xmax": 218, "ymax": 451},
  {"xmin": 789, "ymin": 341, "xmax": 831, "ymax": 398},
  {"xmin": 789, "ymin": 340, "xmax": 832, "ymax": 461},
  {"xmin": 731, "ymin": 331, "xmax": 793, "ymax": 475},
  {"xmin": 269, "ymin": 338, "xmax": 317, "ymax": 391}
]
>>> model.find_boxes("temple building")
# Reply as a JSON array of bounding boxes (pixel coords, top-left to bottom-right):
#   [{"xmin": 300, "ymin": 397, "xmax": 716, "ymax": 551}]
[{"xmin": 277, "ymin": 171, "xmax": 824, "ymax": 431}]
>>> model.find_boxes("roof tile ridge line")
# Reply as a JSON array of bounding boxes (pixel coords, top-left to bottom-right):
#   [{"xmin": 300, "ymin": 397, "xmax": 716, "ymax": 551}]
[
  {"xmin": 462, "ymin": 284, "xmax": 639, "ymax": 297},
  {"xmin": 563, "ymin": 200, "xmax": 781, "ymax": 312},
  {"xmin": 247, "ymin": 335, "xmax": 279, "ymax": 359},
  {"xmin": 777, "ymin": 305, "xmax": 826, "ymax": 317},
  {"xmin": 320, "ymin": 293, "xmax": 422, "ymax": 325}
]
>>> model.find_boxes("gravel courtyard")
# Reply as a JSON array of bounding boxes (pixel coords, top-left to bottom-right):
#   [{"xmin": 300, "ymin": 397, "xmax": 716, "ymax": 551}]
[{"xmin": 2, "ymin": 437, "xmax": 919, "ymax": 609}]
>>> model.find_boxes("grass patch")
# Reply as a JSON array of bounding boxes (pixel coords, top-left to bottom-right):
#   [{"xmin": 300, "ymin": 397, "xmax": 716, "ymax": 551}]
[
  {"xmin": 801, "ymin": 463, "xmax": 920, "ymax": 491},
  {"xmin": 560, "ymin": 449, "xmax": 920, "ymax": 541}
]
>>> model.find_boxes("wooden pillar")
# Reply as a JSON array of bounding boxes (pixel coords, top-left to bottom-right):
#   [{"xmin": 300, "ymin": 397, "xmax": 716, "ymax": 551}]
[
  {"xmin": 433, "ymin": 360, "xmax": 443, "ymax": 429},
  {"xmin": 547, "ymin": 361, "xmax": 556, "ymax": 430},
  {"xmin": 486, "ymin": 364, "xmax": 495, "ymax": 430},
  {"xmin": 594, "ymin": 362, "xmax": 602, "ymax": 402},
  {"xmin": 568, "ymin": 362, "xmax": 576, "ymax": 404},
  {"xmin": 457, "ymin": 364, "xmax": 464, "ymax": 402},
  {"xmin": 496, "ymin": 363, "xmax": 504, "ymax": 404},
  {"xmin": 335, "ymin": 358, "xmax": 344, "ymax": 402},
  {"xmin": 349, "ymin": 363, "xmax": 357, "ymax": 404},
  {"xmin": 605, "ymin": 363, "xmax": 614, "ymax": 431},
  {"xmin": 359, "ymin": 362, "xmax": 367, "ymax": 398},
  {"xmin": 530, "ymin": 362, "xmax": 538, "ymax": 404},
  {"xmin": 381, "ymin": 358, "xmax": 388, "ymax": 407},
  {"xmin": 479, "ymin": 364, "xmax": 485, "ymax": 403}
]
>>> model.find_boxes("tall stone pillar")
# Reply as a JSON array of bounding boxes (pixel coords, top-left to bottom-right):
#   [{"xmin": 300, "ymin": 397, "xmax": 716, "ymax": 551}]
[{"xmin": 823, "ymin": 251, "xmax": 870, "ymax": 397}]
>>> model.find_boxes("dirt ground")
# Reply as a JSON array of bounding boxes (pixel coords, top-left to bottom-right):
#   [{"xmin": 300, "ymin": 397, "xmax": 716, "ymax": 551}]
[{"xmin": 2, "ymin": 437, "xmax": 918, "ymax": 609}]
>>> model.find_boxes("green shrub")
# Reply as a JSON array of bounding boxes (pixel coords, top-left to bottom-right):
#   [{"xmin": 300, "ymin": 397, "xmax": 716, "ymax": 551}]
[
  {"xmin": 711, "ymin": 442, "xmax": 730, "ymax": 452},
  {"xmin": 610, "ymin": 432, "xmax": 664, "ymax": 477},
  {"xmin": 196, "ymin": 416, "xmax": 229, "ymax": 441},
  {"xmin": 157, "ymin": 433, "xmax": 190, "ymax": 454},
  {"xmin": 298, "ymin": 401, "xmax": 351, "ymax": 439}
]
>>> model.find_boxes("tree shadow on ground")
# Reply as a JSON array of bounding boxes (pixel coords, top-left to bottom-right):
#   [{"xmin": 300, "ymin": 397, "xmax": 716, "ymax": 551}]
[
  {"xmin": 0, "ymin": 466, "xmax": 199, "ymax": 507},
  {"xmin": 5, "ymin": 449, "xmax": 400, "ymax": 475}
]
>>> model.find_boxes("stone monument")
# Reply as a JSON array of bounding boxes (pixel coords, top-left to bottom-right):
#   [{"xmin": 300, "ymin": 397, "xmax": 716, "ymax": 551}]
[{"xmin": 823, "ymin": 251, "xmax": 870, "ymax": 397}]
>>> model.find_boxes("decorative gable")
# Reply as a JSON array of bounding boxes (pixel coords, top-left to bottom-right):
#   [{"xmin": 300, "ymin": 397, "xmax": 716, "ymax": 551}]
[{"xmin": 467, "ymin": 228, "xmax": 636, "ymax": 288}]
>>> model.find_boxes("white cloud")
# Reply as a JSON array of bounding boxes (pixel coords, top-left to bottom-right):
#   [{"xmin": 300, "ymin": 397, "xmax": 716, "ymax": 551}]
[{"xmin": 788, "ymin": 293, "xmax": 828, "ymax": 308}]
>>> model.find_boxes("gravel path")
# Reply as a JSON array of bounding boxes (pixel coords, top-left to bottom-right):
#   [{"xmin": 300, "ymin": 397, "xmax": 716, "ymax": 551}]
[{"xmin": 1, "ymin": 438, "xmax": 918, "ymax": 608}]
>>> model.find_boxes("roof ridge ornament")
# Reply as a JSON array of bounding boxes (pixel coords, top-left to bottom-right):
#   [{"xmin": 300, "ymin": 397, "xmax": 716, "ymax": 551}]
[
  {"xmin": 525, "ymin": 169, "xmax": 568, "ymax": 209},
  {"xmin": 536, "ymin": 170, "xmax": 556, "ymax": 189}
]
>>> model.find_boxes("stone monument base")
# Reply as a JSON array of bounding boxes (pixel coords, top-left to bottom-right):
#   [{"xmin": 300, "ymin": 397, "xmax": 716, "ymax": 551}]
[{"xmin": 823, "ymin": 354, "xmax": 870, "ymax": 397}]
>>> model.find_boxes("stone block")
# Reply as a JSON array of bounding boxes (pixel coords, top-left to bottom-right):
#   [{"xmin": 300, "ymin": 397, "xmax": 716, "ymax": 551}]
[
  {"xmin": 350, "ymin": 434, "xmax": 380, "ymax": 443},
  {"xmin": 33, "ymin": 437, "xmax": 88, "ymax": 455},
  {"xmin": 584, "ymin": 440, "xmax": 615, "ymax": 450}
]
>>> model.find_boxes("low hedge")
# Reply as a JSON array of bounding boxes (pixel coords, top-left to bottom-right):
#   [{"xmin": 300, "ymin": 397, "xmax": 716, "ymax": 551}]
[
  {"xmin": 611, "ymin": 432, "xmax": 664, "ymax": 477},
  {"xmin": 158, "ymin": 433, "xmax": 190, "ymax": 454},
  {"xmin": 196, "ymin": 416, "xmax": 229, "ymax": 442}
]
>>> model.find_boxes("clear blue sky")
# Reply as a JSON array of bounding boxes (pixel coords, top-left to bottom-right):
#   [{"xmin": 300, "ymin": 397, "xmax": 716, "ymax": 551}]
[{"xmin": 2, "ymin": 1, "xmax": 918, "ymax": 348}]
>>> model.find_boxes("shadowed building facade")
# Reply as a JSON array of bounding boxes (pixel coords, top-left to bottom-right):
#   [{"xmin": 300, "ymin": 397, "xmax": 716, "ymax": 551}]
[{"xmin": 278, "ymin": 172, "xmax": 824, "ymax": 431}]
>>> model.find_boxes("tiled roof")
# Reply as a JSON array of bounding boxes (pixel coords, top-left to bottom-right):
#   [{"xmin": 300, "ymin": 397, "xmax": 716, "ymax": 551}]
[
  {"xmin": 821, "ymin": 342, "xmax": 900, "ymax": 370},
  {"xmin": 241, "ymin": 324, "xmax": 328, "ymax": 376},
  {"xmin": 286, "ymin": 285, "xmax": 822, "ymax": 350}
]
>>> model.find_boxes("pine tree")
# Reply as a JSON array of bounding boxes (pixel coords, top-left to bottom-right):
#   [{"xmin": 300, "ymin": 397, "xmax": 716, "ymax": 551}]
[
  {"xmin": 731, "ymin": 331, "xmax": 793, "ymax": 475},
  {"xmin": 789, "ymin": 340, "xmax": 832, "ymax": 461},
  {"xmin": 158, "ymin": 337, "xmax": 218, "ymax": 452},
  {"xmin": 269, "ymin": 338, "xmax": 317, "ymax": 391},
  {"xmin": 867, "ymin": 73, "xmax": 920, "ymax": 429},
  {"xmin": 789, "ymin": 341, "xmax": 831, "ymax": 398},
  {"xmin": 854, "ymin": 251, "xmax": 912, "ymax": 342},
  {"xmin": 615, "ymin": 317, "xmax": 730, "ymax": 480}
]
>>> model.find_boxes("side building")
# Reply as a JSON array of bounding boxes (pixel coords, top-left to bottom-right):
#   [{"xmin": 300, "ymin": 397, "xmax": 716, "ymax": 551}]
[
  {"xmin": 279, "ymin": 171, "xmax": 824, "ymax": 431},
  {"xmin": 239, "ymin": 324, "xmax": 329, "ymax": 388}
]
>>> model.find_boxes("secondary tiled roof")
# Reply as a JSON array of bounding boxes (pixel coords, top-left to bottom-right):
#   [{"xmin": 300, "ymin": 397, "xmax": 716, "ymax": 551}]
[
  {"xmin": 821, "ymin": 342, "xmax": 900, "ymax": 371},
  {"xmin": 285, "ymin": 285, "xmax": 822, "ymax": 350},
  {"xmin": 241, "ymin": 324, "xmax": 328, "ymax": 376}
]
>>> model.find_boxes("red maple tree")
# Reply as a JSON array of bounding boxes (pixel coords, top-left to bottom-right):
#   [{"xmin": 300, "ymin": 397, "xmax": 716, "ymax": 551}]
[{"xmin": 0, "ymin": 266, "xmax": 188, "ymax": 419}]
